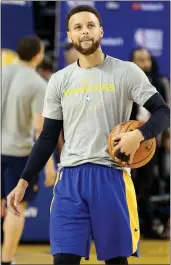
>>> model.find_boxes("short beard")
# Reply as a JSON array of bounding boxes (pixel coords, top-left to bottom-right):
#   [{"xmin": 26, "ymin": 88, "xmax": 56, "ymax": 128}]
[{"xmin": 72, "ymin": 39, "xmax": 101, "ymax": 55}]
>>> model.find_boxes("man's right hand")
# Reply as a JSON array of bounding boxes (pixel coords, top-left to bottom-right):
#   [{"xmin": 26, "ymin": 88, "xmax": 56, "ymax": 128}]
[{"xmin": 7, "ymin": 179, "xmax": 28, "ymax": 216}]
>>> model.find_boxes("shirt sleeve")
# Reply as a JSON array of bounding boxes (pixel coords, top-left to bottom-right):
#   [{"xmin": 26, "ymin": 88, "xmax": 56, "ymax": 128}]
[
  {"xmin": 42, "ymin": 73, "xmax": 63, "ymax": 120},
  {"xmin": 125, "ymin": 62, "xmax": 158, "ymax": 106}
]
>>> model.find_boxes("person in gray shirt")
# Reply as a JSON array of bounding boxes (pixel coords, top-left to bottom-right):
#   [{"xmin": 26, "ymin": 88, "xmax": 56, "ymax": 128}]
[
  {"xmin": 7, "ymin": 6, "xmax": 170, "ymax": 265},
  {"xmin": 1, "ymin": 36, "xmax": 56, "ymax": 265}
]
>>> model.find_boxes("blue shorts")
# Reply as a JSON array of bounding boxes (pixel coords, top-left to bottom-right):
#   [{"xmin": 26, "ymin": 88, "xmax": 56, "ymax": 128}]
[
  {"xmin": 50, "ymin": 163, "xmax": 140, "ymax": 261},
  {"xmin": 1, "ymin": 155, "xmax": 38, "ymax": 201}
]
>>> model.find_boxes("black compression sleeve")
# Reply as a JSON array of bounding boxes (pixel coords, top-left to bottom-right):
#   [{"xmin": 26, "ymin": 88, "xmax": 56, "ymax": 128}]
[
  {"xmin": 20, "ymin": 118, "xmax": 63, "ymax": 183},
  {"xmin": 138, "ymin": 93, "xmax": 170, "ymax": 140}
]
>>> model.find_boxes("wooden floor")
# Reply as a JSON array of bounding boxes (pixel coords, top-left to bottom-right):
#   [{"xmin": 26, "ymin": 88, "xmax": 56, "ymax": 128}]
[{"xmin": 15, "ymin": 240, "xmax": 170, "ymax": 264}]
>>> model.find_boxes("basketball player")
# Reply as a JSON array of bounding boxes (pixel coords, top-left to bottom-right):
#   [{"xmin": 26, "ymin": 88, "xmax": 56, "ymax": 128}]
[
  {"xmin": 7, "ymin": 6, "xmax": 170, "ymax": 265},
  {"xmin": 63, "ymin": 43, "xmax": 78, "ymax": 65},
  {"xmin": 1, "ymin": 36, "xmax": 56, "ymax": 265},
  {"xmin": 37, "ymin": 55, "xmax": 54, "ymax": 81}
]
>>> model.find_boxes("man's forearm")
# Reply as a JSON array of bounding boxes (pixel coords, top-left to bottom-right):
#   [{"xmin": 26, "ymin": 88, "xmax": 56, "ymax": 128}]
[
  {"xmin": 45, "ymin": 156, "xmax": 55, "ymax": 168},
  {"xmin": 20, "ymin": 118, "xmax": 63, "ymax": 184},
  {"xmin": 138, "ymin": 93, "xmax": 170, "ymax": 140}
]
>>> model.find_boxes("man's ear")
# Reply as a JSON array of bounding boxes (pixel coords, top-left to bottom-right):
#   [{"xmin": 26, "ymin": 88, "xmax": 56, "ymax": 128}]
[
  {"xmin": 67, "ymin": 31, "xmax": 72, "ymax": 43},
  {"xmin": 100, "ymin": 27, "xmax": 104, "ymax": 38}
]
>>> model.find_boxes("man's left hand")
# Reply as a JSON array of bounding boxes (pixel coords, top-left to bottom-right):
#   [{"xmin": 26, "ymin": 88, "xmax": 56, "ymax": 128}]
[{"xmin": 112, "ymin": 129, "xmax": 144, "ymax": 165}]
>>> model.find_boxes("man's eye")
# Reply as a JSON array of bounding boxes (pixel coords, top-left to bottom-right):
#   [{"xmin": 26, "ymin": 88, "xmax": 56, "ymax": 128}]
[
  {"xmin": 75, "ymin": 26, "xmax": 81, "ymax": 30},
  {"xmin": 88, "ymin": 24, "xmax": 95, "ymax": 28}
]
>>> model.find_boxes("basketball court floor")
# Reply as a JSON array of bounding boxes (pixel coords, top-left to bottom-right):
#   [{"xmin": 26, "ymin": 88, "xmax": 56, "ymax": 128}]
[{"xmin": 15, "ymin": 240, "xmax": 170, "ymax": 264}]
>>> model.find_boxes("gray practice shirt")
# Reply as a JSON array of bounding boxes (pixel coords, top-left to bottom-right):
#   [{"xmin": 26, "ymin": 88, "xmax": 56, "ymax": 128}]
[
  {"xmin": 2, "ymin": 63, "xmax": 46, "ymax": 156},
  {"xmin": 43, "ymin": 55, "xmax": 157, "ymax": 168}
]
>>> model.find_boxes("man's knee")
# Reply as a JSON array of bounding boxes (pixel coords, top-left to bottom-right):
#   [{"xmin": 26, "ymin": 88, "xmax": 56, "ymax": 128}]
[
  {"xmin": 53, "ymin": 253, "xmax": 81, "ymax": 265},
  {"xmin": 3, "ymin": 201, "xmax": 28, "ymax": 231}
]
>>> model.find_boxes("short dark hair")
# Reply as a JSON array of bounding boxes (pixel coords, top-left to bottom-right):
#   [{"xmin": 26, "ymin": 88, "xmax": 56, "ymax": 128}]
[
  {"xmin": 16, "ymin": 36, "xmax": 42, "ymax": 61},
  {"xmin": 66, "ymin": 5, "xmax": 102, "ymax": 30},
  {"xmin": 129, "ymin": 47, "xmax": 160, "ymax": 76},
  {"xmin": 129, "ymin": 48, "xmax": 140, "ymax": 62}
]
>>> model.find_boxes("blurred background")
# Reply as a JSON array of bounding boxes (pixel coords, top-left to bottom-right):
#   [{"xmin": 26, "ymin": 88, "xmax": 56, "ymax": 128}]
[{"xmin": 1, "ymin": 1, "xmax": 170, "ymax": 264}]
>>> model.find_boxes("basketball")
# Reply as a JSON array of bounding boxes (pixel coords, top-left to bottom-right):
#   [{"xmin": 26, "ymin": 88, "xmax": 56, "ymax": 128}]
[{"xmin": 108, "ymin": 120, "xmax": 156, "ymax": 168}]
